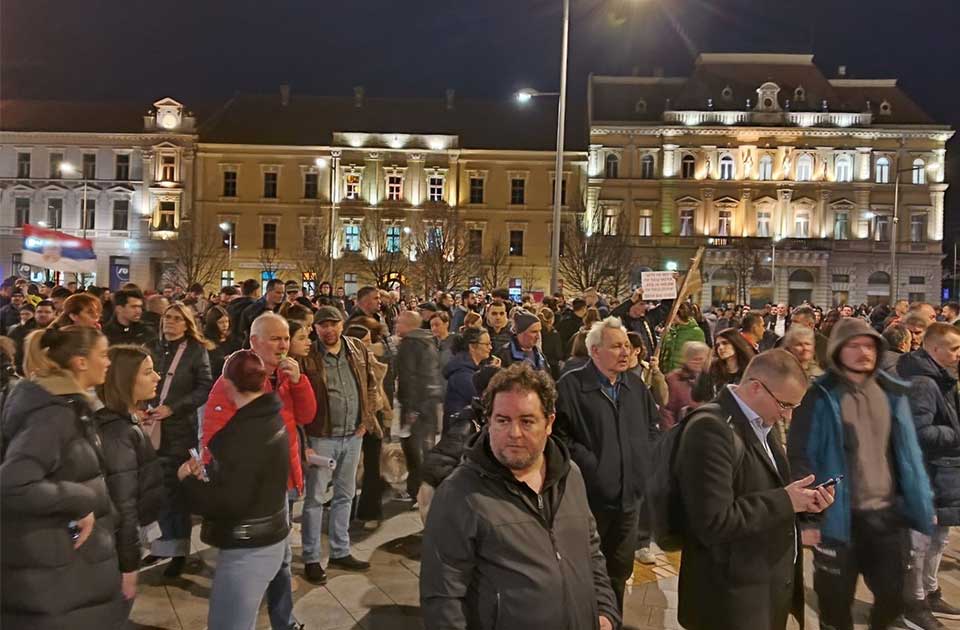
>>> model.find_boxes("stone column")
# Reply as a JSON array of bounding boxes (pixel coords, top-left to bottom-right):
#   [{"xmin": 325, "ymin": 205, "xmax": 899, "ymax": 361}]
[
  {"xmin": 930, "ymin": 184, "xmax": 946, "ymax": 241},
  {"xmin": 365, "ymin": 152, "xmax": 381, "ymax": 205},
  {"xmin": 662, "ymin": 144, "xmax": 678, "ymax": 178},
  {"xmin": 701, "ymin": 187, "xmax": 715, "ymax": 235},
  {"xmin": 701, "ymin": 146, "xmax": 717, "ymax": 180},
  {"xmin": 856, "ymin": 147, "xmax": 873, "ymax": 181},
  {"xmin": 588, "ymin": 144, "xmax": 602, "ymax": 178},
  {"xmin": 408, "ymin": 153, "xmax": 424, "ymax": 206},
  {"xmin": 776, "ymin": 188, "xmax": 793, "ymax": 238},
  {"xmin": 817, "ymin": 189, "xmax": 831, "ymax": 238},
  {"xmin": 740, "ymin": 188, "xmax": 752, "ymax": 237},
  {"xmin": 854, "ymin": 188, "xmax": 871, "ymax": 239},
  {"xmin": 141, "ymin": 149, "xmax": 155, "ymax": 232},
  {"xmin": 180, "ymin": 148, "xmax": 195, "ymax": 222}
]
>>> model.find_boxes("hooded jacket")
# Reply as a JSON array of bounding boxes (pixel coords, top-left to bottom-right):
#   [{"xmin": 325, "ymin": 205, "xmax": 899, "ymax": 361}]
[
  {"xmin": 659, "ymin": 318, "xmax": 707, "ymax": 373},
  {"xmin": 788, "ymin": 317, "xmax": 934, "ymax": 543},
  {"xmin": 896, "ymin": 348, "xmax": 960, "ymax": 525},
  {"xmin": 1, "ymin": 375, "xmax": 123, "ymax": 629},
  {"xmin": 442, "ymin": 351, "xmax": 479, "ymax": 422},
  {"xmin": 420, "ymin": 431, "xmax": 621, "ymax": 630}
]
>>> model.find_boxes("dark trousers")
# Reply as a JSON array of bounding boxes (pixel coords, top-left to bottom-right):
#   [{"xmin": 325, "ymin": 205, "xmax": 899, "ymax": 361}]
[
  {"xmin": 813, "ymin": 508, "xmax": 907, "ymax": 630},
  {"xmin": 400, "ymin": 410, "xmax": 436, "ymax": 496},
  {"xmin": 594, "ymin": 507, "xmax": 638, "ymax": 611},
  {"xmin": 636, "ymin": 495, "xmax": 651, "ymax": 550},
  {"xmin": 356, "ymin": 431, "xmax": 384, "ymax": 521}
]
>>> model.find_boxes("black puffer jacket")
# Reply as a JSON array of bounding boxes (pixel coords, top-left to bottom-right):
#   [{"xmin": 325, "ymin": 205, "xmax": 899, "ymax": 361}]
[
  {"xmin": 95, "ymin": 408, "xmax": 167, "ymax": 572},
  {"xmin": 422, "ymin": 398, "xmax": 484, "ymax": 488},
  {"xmin": 1, "ymin": 376, "xmax": 123, "ymax": 629},
  {"xmin": 896, "ymin": 349, "xmax": 960, "ymax": 525},
  {"xmin": 421, "ymin": 431, "xmax": 621, "ymax": 630}
]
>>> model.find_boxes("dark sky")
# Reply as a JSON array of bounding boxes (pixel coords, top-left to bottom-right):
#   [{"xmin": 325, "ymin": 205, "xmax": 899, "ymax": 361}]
[{"xmin": 3, "ymin": 0, "xmax": 959, "ymax": 242}]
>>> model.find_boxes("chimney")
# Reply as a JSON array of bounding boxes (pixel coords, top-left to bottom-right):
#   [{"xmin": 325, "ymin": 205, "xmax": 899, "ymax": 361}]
[
  {"xmin": 837, "ymin": 65, "xmax": 847, "ymax": 78},
  {"xmin": 445, "ymin": 88, "xmax": 455, "ymax": 111},
  {"xmin": 354, "ymin": 86, "xmax": 365, "ymax": 108},
  {"xmin": 653, "ymin": 67, "xmax": 664, "ymax": 78},
  {"xmin": 280, "ymin": 83, "xmax": 290, "ymax": 107}
]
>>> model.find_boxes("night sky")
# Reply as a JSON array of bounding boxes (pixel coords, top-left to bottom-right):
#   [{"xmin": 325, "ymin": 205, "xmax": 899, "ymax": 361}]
[{"xmin": 3, "ymin": 0, "xmax": 959, "ymax": 249}]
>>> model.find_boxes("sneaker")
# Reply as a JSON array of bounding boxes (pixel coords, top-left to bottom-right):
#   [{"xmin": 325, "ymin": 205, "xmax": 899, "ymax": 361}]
[
  {"xmin": 635, "ymin": 547, "xmax": 657, "ymax": 565},
  {"xmin": 141, "ymin": 554, "xmax": 165, "ymax": 567},
  {"xmin": 304, "ymin": 562, "xmax": 328, "ymax": 585},
  {"xmin": 162, "ymin": 556, "xmax": 185, "ymax": 578},
  {"xmin": 288, "ymin": 624, "xmax": 305, "ymax": 630},
  {"xmin": 328, "ymin": 554, "xmax": 371, "ymax": 571},
  {"xmin": 904, "ymin": 600, "xmax": 946, "ymax": 630},
  {"xmin": 928, "ymin": 588, "xmax": 960, "ymax": 620},
  {"xmin": 363, "ymin": 520, "xmax": 381, "ymax": 531},
  {"xmin": 395, "ymin": 490, "xmax": 413, "ymax": 502}
]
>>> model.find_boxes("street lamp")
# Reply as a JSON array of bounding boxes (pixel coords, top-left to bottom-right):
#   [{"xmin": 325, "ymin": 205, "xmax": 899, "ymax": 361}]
[
  {"xmin": 771, "ymin": 234, "xmax": 782, "ymax": 301},
  {"xmin": 219, "ymin": 222, "xmax": 235, "ymax": 266},
  {"xmin": 890, "ymin": 161, "xmax": 940, "ymax": 302}
]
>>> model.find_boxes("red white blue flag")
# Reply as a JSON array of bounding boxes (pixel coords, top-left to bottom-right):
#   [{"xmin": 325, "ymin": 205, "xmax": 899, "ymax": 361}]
[{"xmin": 21, "ymin": 224, "xmax": 96, "ymax": 273}]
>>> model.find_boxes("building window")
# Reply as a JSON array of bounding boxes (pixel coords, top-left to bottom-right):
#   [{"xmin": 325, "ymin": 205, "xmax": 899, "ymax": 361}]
[
  {"xmin": 302, "ymin": 222, "xmax": 320, "ymax": 250},
  {"xmin": 796, "ymin": 154, "xmax": 813, "ymax": 181},
  {"xmin": 909, "ymin": 276, "xmax": 926, "ymax": 285},
  {"xmin": 913, "ymin": 158, "xmax": 926, "ymax": 184},
  {"xmin": 719, "ymin": 154, "xmax": 734, "ymax": 180},
  {"xmin": 345, "ymin": 174, "xmax": 361, "ymax": 200},
  {"xmin": 115, "ymin": 154, "xmax": 130, "ymax": 180},
  {"xmin": 794, "ymin": 212, "xmax": 810, "ymax": 238},
  {"xmin": 832, "ymin": 274, "xmax": 850, "ymax": 283},
  {"xmin": 835, "ymin": 154, "xmax": 853, "ymax": 183},
  {"xmin": 604, "ymin": 154, "xmax": 619, "ymax": 179},
  {"xmin": 756, "ymin": 211, "xmax": 771, "ymax": 237},
  {"xmin": 157, "ymin": 201, "xmax": 176, "ymax": 231},
  {"xmin": 385, "ymin": 225, "xmax": 401, "ymax": 252},
  {"xmin": 14, "ymin": 198, "xmax": 30, "ymax": 227},
  {"xmin": 17, "ymin": 152, "xmax": 31, "ymax": 179},
  {"xmin": 468, "ymin": 229, "xmax": 483, "ymax": 256},
  {"xmin": 601, "ymin": 211, "xmax": 619, "ymax": 236},
  {"xmin": 679, "ymin": 208, "xmax": 695, "ymax": 236},
  {"xmin": 221, "ymin": 270, "xmax": 235, "ymax": 288},
  {"xmin": 45, "ymin": 198, "xmax": 62, "ymax": 228},
  {"xmin": 222, "ymin": 171, "xmax": 238, "ymax": 197},
  {"xmin": 343, "ymin": 224, "xmax": 360, "ymax": 252},
  {"xmin": 428, "ymin": 176, "xmax": 444, "ymax": 202},
  {"xmin": 262, "ymin": 223, "xmax": 278, "ymax": 249},
  {"xmin": 81, "ymin": 199, "xmax": 95, "ymax": 230},
  {"xmin": 911, "ymin": 215, "xmax": 926, "ymax": 242},
  {"xmin": 873, "ymin": 215, "xmax": 890, "ymax": 241},
  {"xmin": 510, "ymin": 178, "xmax": 526, "ymax": 205},
  {"xmin": 112, "ymin": 200, "xmax": 129, "ymax": 231},
  {"xmin": 759, "ymin": 155, "xmax": 773, "ymax": 180},
  {"xmin": 509, "ymin": 230, "xmax": 524, "ymax": 256},
  {"xmin": 263, "ymin": 172, "xmax": 278, "ymax": 198},
  {"xmin": 469, "ymin": 177, "xmax": 485, "ymax": 204},
  {"xmin": 161, "ymin": 155, "xmax": 176, "ymax": 182},
  {"xmin": 82, "ymin": 153, "xmax": 97, "ymax": 180},
  {"xmin": 303, "ymin": 172, "xmax": 319, "ymax": 199},
  {"xmin": 551, "ymin": 178, "xmax": 567, "ymax": 205},
  {"xmin": 638, "ymin": 213, "xmax": 652, "ymax": 237},
  {"xmin": 876, "ymin": 157, "xmax": 890, "ymax": 183},
  {"xmin": 49, "ymin": 153, "xmax": 64, "ymax": 179},
  {"xmin": 387, "ymin": 175, "xmax": 403, "ymax": 201},
  {"xmin": 640, "ymin": 154, "xmax": 655, "ymax": 179},
  {"xmin": 834, "ymin": 212, "xmax": 848, "ymax": 240},
  {"xmin": 717, "ymin": 210, "xmax": 732, "ymax": 236},
  {"xmin": 343, "ymin": 273, "xmax": 359, "ymax": 297},
  {"xmin": 427, "ymin": 226, "xmax": 443, "ymax": 250},
  {"xmin": 681, "ymin": 154, "xmax": 696, "ymax": 179}
]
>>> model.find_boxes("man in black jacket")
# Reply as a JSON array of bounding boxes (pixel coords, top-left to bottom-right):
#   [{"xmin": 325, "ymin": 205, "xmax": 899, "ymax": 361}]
[
  {"xmin": 897, "ymin": 323, "xmax": 960, "ymax": 625},
  {"xmin": 676, "ymin": 350, "xmax": 834, "ymax": 630},
  {"xmin": 557, "ymin": 297, "xmax": 587, "ymax": 355},
  {"xmin": 421, "ymin": 363, "xmax": 620, "ymax": 630},
  {"xmin": 103, "ymin": 289, "xmax": 156, "ymax": 347},
  {"xmin": 554, "ymin": 316, "xmax": 660, "ymax": 611},
  {"xmin": 610, "ymin": 287, "xmax": 672, "ymax": 358},
  {"xmin": 227, "ymin": 279, "xmax": 260, "ymax": 344},
  {"xmin": 238, "ymin": 278, "xmax": 284, "ymax": 346}
]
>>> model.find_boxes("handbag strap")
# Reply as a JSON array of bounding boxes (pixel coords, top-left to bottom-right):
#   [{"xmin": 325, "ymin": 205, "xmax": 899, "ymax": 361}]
[{"xmin": 158, "ymin": 341, "xmax": 188, "ymax": 406}]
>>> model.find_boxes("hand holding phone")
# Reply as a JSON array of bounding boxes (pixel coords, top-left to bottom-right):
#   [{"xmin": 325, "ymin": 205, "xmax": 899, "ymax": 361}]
[{"xmin": 815, "ymin": 475, "xmax": 844, "ymax": 489}]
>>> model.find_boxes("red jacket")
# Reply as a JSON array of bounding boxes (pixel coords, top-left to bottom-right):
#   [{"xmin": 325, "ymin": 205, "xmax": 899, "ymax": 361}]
[{"xmin": 203, "ymin": 369, "xmax": 317, "ymax": 493}]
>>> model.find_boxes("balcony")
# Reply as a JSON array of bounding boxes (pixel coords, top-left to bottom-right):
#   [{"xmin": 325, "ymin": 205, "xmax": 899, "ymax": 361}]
[
  {"xmin": 662, "ymin": 110, "xmax": 872, "ymax": 128},
  {"xmin": 623, "ymin": 235, "xmax": 940, "ymax": 255}
]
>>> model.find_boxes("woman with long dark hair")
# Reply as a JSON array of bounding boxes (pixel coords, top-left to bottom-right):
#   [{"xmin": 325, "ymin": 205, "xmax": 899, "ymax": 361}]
[
  {"xmin": 692, "ymin": 328, "xmax": 755, "ymax": 403},
  {"xmin": 203, "ymin": 306, "xmax": 237, "ymax": 379}
]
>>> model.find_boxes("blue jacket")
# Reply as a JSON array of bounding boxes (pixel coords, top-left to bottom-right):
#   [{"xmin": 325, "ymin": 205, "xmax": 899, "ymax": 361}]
[
  {"xmin": 442, "ymin": 352, "xmax": 478, "ymax": 423},
  {"xmin": 788, "ymin": 369, "xmax": 934, "ymax": 544}
]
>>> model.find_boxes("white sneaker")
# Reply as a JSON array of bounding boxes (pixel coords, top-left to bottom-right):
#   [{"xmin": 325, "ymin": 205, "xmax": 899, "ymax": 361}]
[{"xmin": 635, "ymin": 547, "xmax": 657, "ymax": 565}]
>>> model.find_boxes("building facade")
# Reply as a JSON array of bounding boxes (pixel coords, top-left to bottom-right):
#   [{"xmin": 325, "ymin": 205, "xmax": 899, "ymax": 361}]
[
  {"xmin": 589, "ymin": 53, "xmax": 953, "ymax": 307},
  {"xmin": 0, "ymin": 98, "xmax": 198, "ymax": 288}
]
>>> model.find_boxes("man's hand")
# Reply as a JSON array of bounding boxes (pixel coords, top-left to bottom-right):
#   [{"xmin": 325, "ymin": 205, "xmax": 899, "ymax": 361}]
[
  {"xmin": 801, "ymin": 529, "xmax": 821, "ymax": 547},
  {"xmin": 74, "ymin": 512, "xmax": 95, "ymax": 549},
  {"xmin": 177, "ymin": 458, "xmax": 204, "ymax": 481},
  {"xmin": 121, "ymin": 571, "xmax": 138, "ymax": 600},
  {"xmin": 631, "ymin": 287, "xmax": 643, "ymax": 303},
  {"xmin": 355, "ymin": 425, "xmax": 367, "ymax": 438},
  {"xmin": 649, "ymin": 356, "xmax": 660, "ymax": 372},
  {"xmin": 785, "ymin": 475, "xmax": 836, "ymax": 513},
  {"xmin": 278, "ymin": 357, "xmax": 301, "ymax": 384},
  {"xmin": 599, "ymin": 615, "xmax": 614, "ymax": 630}
]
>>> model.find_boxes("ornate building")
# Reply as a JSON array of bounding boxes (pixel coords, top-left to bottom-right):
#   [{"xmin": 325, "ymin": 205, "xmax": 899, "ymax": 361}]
[
  {"xmin": 589, "ymin": 53, "xmax": 953, "ymax": 307},
  {"xmin": 0, "ymin": 98, "xmax": 198, "ymax": 288}
]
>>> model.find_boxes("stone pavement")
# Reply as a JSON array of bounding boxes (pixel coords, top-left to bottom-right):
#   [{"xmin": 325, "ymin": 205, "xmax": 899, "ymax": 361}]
[{"xmin": 131, "ymin": 501, "xmax": 960, "ymax": 630}]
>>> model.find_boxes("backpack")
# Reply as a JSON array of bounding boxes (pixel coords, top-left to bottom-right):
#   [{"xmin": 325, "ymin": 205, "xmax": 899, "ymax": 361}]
[{"xmin": 647, "ymin": 402, "xmax": 744, "ymax": 551}]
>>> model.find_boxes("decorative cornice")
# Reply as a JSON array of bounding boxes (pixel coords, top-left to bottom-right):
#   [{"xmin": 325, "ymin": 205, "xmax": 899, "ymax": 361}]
[{"xmin": 591, "ymin": 125, "xmax": 954, "ymax": 142}]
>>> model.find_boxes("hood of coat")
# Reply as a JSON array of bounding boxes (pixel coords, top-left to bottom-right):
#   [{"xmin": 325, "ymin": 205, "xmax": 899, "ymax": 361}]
[
  {"xmin": 443, "ymin": 351, "xmax": 478, "ymax": 380},
  {"xmin": 826, "ymin": 317, "xmax": 886, "ymax": 375},
  {"xmin": 897, "ymin": 348, "xmax": 958, "ymax": 392},
  {"xmin": 230, "ymin": 391, "xmax": 284, "ymax": 427},
  {"xmin": 1, "ymin": 377, "xmax": 83, "ymax": 441}
]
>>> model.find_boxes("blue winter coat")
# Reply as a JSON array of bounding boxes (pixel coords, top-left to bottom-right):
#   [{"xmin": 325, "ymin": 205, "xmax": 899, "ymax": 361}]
[{"xmin": 442, "ymin": 352, "xmax": 479, "ymax": 423}]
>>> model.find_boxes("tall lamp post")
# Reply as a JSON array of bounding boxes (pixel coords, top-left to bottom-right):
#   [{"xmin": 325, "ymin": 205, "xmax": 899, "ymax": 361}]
[
  {"xmin": 59, "ymin": 161, "xmax": 89, "ymax": 285},
  {"xmin": 890, "ymin": 161, "xmax": 940, "ymax": 302},
  {"xmin": 219, "ymin": 222, "xmax": 235, "ymax": 266}
]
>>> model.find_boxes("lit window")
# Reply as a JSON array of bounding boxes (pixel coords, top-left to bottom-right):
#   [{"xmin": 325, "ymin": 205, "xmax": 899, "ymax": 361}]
[
  {"xmin": 796, "ymin": 154, "xmax": 813, "ymax": 181},
  {"xmin": 638, "ymin": 213, "xmax": 652, "ymax": 237},
  {"xmin": 263, "ymin": 172, "xmax": 278, "ymax": 198},
  {"xmin": 912, "ymin": 159, "xmax": 926, "ymax": 184},
  {"xmin": 157, "ymin": 201, "xmax": 176, "ymax": 231},
  {"xmin": 47, "ymin": 198, "xmax": 63, "ymax": 228},
  {"xmin": 717, "ymin": 210, "xmax": 732, "ymax": 236},
  {"xmin": 681, "ymin": 155, "xmax": 696, "ymax": 179},
  {"xmin": 345, "ymin": 174, "xmax": 361, "ymax": 200},
  {"xmin": 509, "ymin": 230, "xmax": 524, "ymax": 256},
  {"xmin": 876, "ymin": 157, "xmax": 890, "ymax": 183},
  {"xmin": 759, "ymin": 155, "xmax": 773, "ymax": 180},
  {"xmin": 873, "ymin": 215, "xmax": 890, "ymax": 241},
  {"xmin": 15, "ymin": 197, "xmax": 30, "ymax": 227},
  {"xmin": 428, "ymin": 176, "xmax": 444, "ymax": 202},
  {"xmin": 794, "ymin": 212, "xmax": 810, "ymax": 238},
  {"xmin": 343, "ymin": 224, "xmax": 360, "ymax": 251},
  {"xmin": 387, "ymin": 175, "xmax": 403, "ymax": 201},
  {"xmin": 679, "ymin": 208, "xmax": 694, "ymax": 236},
  {"xmin": 640, "ymin": 155, "xmax": 655, "ymax": 179},
  {"xmin": 756, "ymin": 211, "xmax": 771, "ymax": 237},
  {"xmin": 386, "ymin": 226, "xmax": 401, "ymax": 252},
  {"xmin": 605, "ymin": 154, "xmax": 619, "ymax": 179},
  {"xmin": 220, "ymin": 270, "xmax": 235, "ymax": 288},
  {"xmin": 719, "ymin": 155, "xmax": 735, "ymax": 180},
  {"xmin": 911, "ymin": 215, "xmax": 926, "ymax": 242},
  {"xmin": 510, "ymin": 178, "xmax": 526, "ymax": 205},
  {"xmin": 835, "ymin": 154, "xmax": 852, "ymax": 182},
  {"xmin": 601, "ymin": 212, "xmax": 618, "ymax": 236},
  {"xmin": 834, "ymin": 212, "xmax": 848, "ymax": 240},
  {"xmin": 17, "ymin": 152, "xmax": 31, "ymax": 179},
  {"xmin": 161, "ymin": 155, "xmax": 176, "ymax": 181}
]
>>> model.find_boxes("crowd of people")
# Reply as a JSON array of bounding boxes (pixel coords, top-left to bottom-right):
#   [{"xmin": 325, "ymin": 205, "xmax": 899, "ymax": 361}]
[{"xmin": 0, "ymin": 271, "xmax": 958, "ymax": 630}]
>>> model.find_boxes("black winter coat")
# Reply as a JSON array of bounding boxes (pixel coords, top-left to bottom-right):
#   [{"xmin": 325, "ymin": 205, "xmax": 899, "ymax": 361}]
[
  {"xmin": 102, "ymin": 316, "xmax": 157, "ymax": 348},
  {"xmin": 237, "ymin": 297, "xmax": 280, "ymax": 346},
  {"xmin": 95, "ymin": 408, "xmax": 167, "ymax": 572},
  {"xmin": 421, "ymin": 431, "xmax": 621, "ymax": 630},
  {"xmin": 226, "ymin": 295, "xmax": 255, "ymax": 345},
  {"xmin": 1, "ymin": 377, "xmax": 124, "ymax": 630},
  {"xmin": 675, "ymin": 387, "xmax": 803, "ymax": 630},
  {"xmin": 896, "ymin": 349, "xmax": 960, "ymax": 525},
  {"xmin": 422, "ymin": 398, "xmax": 483, "ymax": 488},
  {"xmin": 540, "ymin": 328, "xmax": 564, "ymax": 380},
  {"xmin": 554, "ymin": 361, "xmax": 660, "ymax": 512},
  {"xmin": 396, "ymin": 329, "xmax": 443, "ymax": 417}
]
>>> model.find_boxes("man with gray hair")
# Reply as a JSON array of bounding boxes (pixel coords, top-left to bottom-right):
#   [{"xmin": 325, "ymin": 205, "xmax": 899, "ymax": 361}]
[{"xmin": 554, "ymin": 315, "xmax": 661, "ymax": 612}]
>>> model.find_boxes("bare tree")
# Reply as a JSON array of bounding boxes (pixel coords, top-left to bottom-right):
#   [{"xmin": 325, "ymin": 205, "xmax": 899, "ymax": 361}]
[
  {"xmin": 163, "ymin": 222, "xmax": 230, "ymax": 290},
  {"xmin": 258, "ymin": 247, "xmax": 282, "ymax": 279},
  {"xmin": 480, "ymin": 238, "xmax": 514, "ymax": 290},
  {"xmin": 723, "ymin": 238, "xmax": 764, "ymax": 305},
  {"xmin": 558, "ymin": 213, "xmax": 636, "ymax": 299},
  {"xmin": 413, "ymin": 210, "xmax": 473, "ymax": 294},
  {"xmin": 295, "ymin": 219, "xmax": 337, "ymax": 293},
  {"xmin": 358, "ymin": 211, "xmax": 410, "ymax": 290}
]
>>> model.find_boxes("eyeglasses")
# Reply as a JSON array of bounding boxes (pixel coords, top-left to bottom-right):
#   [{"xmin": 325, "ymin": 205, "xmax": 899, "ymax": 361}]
[{"xmin": 751, "ymin": 379, "xmax": 800, "ymax": 411}]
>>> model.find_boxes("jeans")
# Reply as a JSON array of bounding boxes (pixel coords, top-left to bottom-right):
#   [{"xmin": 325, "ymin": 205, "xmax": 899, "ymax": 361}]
[
  {"xmin": 151, "ymin": 507, "xmax": 192, "ymax": 557},
  {"xmin": 594, "ymin": 507, "xmax": 638, "ymax": 612},
  {"xmin": 265, "ymin": 497, "xmax": 298, "ymax": 630},
  {"xmin": 908, "ymin": 525, "xmax": 951, "ymax": 601},
  {"xmin": 208, "ymin": 538, "xmax": 286, "ymax": 630},
  {"xmin": 302, "ymin": 434, "xmax": 362, "ymax": 562}
]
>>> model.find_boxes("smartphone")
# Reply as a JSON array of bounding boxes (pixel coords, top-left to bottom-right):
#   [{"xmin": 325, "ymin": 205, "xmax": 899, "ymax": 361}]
[
  {"xmin": 816, "ymin": 475, "xmax": 844, "ymax": 489},
  {"xmin": 68, "ymin": 520, "xmax": 80, "ymax": 541}
]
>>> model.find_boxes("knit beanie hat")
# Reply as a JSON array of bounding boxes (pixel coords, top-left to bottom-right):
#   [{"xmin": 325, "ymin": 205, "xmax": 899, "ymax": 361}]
[{"xmin": 512, "ymin": 309, "xmax": 539, "ymax": 334}]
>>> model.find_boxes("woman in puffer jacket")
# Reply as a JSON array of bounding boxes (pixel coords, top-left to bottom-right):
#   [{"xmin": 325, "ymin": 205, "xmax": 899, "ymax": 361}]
[
  {"xmin": 95, "ymin": 344, "xmax": 167, "ymax": 614},
  {"xmin": 1, "ymin": 326, "xmax": 123, "ymax": 630}
]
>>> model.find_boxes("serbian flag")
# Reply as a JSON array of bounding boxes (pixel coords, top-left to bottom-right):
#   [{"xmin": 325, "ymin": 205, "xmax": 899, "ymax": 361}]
[{"xmin": 21, "ymin": 224, "xmax": 96, "ymax": 273}]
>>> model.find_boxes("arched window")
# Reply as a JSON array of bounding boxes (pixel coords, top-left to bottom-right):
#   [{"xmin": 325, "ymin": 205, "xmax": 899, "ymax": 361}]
[
  {"xmin": 604, "ymin": 153, "xmax": 619, "ymax": 179},
  {"xmin": 868, "ymin": 271, "xmax": 890, "ymax": 285},
  {"xmin": 719, "ymin": 154, "xmax": 735, "ymax": 180},
  {"xmin": 796, "ymin": 154, "xmax": 814, "ymax": 181},
  {"xmin": 681, "ymin": 154, "xmax": 696, "ymax": 179},
  {"xmin": 876, "ymin": 156, "xmax": 890, "ymax": 183},
  {"xmin": 835, "ymin": 154, "xmax": 853, "ymax": 183},
  {"xmin": 712, "ymin": 268, "xmax": 736, "ymax": 284},
  {"xmin": 789, "ymin": 269, "xmax": 815, "ymax": 283},
  {"xmin": 759, "ymin": 155, "xmax": 773, "ymax": 180},
  {"xmin": 640, "ymin": 154, "xmax": 655, "ymax": 179},
  {"xmin": 913, "ymin": 158, "xmax": 926, "ymax": 184}
]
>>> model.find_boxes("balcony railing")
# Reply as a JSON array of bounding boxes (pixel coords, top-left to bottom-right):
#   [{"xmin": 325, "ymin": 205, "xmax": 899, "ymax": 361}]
[
  {"xmin": 624, "ymin": 235, "xmax": 939, "ymax": 254},
  {"xmin": 662, "ymin": 110, "xmax": 873, "ymax": 128}
]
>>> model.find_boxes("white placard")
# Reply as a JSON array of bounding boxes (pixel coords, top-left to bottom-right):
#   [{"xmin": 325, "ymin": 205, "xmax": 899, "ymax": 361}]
[{"xmin": 641, "ymin": 271, "xmax": 678, "ymax": 301}]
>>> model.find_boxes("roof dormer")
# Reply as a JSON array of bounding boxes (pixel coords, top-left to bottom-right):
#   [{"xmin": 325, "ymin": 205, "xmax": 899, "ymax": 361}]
[
  {"xmin": 145, "ymin": 98, "xmax": 193, "ymax": 132},
  {"xmin": 755, "ymin": 82, "xmax": 782, "ymax": 112}
]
